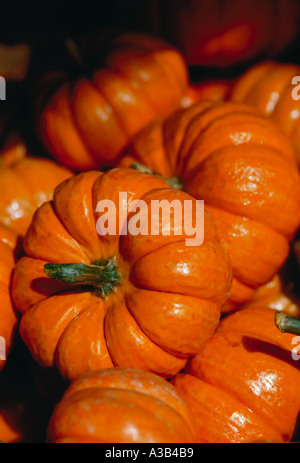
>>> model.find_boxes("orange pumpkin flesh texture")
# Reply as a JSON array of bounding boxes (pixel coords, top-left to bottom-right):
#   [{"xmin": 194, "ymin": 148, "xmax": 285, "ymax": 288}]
[
  {"xmin": 47, "ymin": 367, "xmax": 197, "ymax": 443},
  {"xmin": 172, "ymin": 307, "xmax": 300, "ymax": 443},
  {"xmin": 229, "ymin": 60, "xmax": 300, "ymax": 166},
  {"xmin": 0, "ymin": 135, "xmax": 72, "ymax": 236},
  {"xmin": 38, "ymin": 33, "xmax": 188, "ymax": 171},
  {"xmin": 118, "ymin": 100, "xmax": 300, "ymax": 311},
  {"xmin": 12, "ymin": 168, "xmax": 232, "ymax": 381},
  {"xmin": 0, "ymin": 224, "xmax": 19, "ymax": 372}
]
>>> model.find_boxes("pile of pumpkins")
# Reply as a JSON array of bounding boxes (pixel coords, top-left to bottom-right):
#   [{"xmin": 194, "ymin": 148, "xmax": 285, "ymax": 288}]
[{"xmin": 1, "ymin": 0, "xmax": 300, "ymax": 443}]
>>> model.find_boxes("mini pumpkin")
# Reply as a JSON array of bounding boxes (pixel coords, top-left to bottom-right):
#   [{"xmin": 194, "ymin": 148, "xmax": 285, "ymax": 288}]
[
  {"xmin": 47, "ymin": 367, "xmax": 197, "ymax": 443},
  {"xmin": 172, "ymin": 307, "xmax": 300, "ymax": 443},
  {"xmin": 119, "ymin": 100, "xmax": 300, "ymax": 310},
  {"xmin": 0, "ymin": 135, "xmax": 72, "ymax": 235},
  {"xmin": 241, "ymin": 274, "xmax": 300, "ymax": 317},
  {"xmin": 12, "ymin": 168, "xmax": 231, "ymax": 381},
  {"xmin": 229, "ymin": 60, "xmax": 300, "ymax": 165},
  {"xmin": 38, "ymin": 32, "xmax": 188, "ymax": 171}
]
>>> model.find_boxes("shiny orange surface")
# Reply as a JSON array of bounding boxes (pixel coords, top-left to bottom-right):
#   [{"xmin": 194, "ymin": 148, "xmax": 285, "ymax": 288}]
[
  {"xmin": 119, "ymin": 100, "xmax": 300, "ymax": 310},
  {"xmin": 230, "ymin": 61, "xmax": 300, "ymax": 165},
  {"xmin": 40, "ymin": 33, "xmax": 188, "ymax": 170},
  {"xmin": 12, "ymin": 168, "xmax": 231, "ymax": 381},
  {"xmin": 173, "ymin": 307, "xmax": 300, "ymax": 443}
]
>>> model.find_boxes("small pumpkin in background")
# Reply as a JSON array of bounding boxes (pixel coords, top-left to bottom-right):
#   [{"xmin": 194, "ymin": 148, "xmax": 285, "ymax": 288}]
[
  {"xmin": 12, "ymin": 168, "xmax": 231, "ymax": 381},
  {"xmin": 172, "ymin": 307, "xmax": 300, "ymax": 443},
  {"xmin": 37, "ymin": 32, "xmax": 189, "ymax": 171},
  {"xmin": 47, "ymin": 368, "xmax": 197, "ymax": 443},
  {"xmin": 229, "ymin": 60, "xmax": 300, "ymax": 165},
  {"xmin": 144, "ymin": 0, "xmax": 300, "ymax": 68},
  {"xmin": 0, "ymin": 134, "xmax": 72, "ymax": 236},
  {"xmin": 241, "ymin": 274, "xmax": 300, "ymax": 317},
  {"xmin": 180, "ymin": 80, "xmax": 230, "ymax": 108},
  {"xmin": 119, "ymin": 100, "xmax": 300, "ymax": 310}
]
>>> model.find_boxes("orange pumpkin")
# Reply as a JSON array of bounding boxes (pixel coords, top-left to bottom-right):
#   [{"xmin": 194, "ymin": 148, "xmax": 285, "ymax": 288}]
[
  {"xmin": 118, "ymin": 100, "xmax": 300, "ymax": 311},
  {"xmin": 12, "ymin": 168, "xmax": 231, "ymax": 381},
  {"xmin": 0, "ymin": 135, "xmax": 72, "ymax": 235},
  {"xmin": 229, "ymin": 61, "xmax": 300, "ymax": 165},
  {"xmin": 144, "ymin": 0, "xmax": 300, "ymax": 68},
  {"xmin": 0, "ymin": 224, "xmax": 19, "ymax": 371},
  {"xmin": 47, "ymin": 367, "xmax": 197, "ymax": 443},
  {"xmin": 172, "ymin": 307, "xmax": 300, "ymax": 443},
  {"xmin": 38, "ymin": 32, "xmax": 188, "ymax": 171},
  {"xmin": 241, "ymin": 274, "xmax": 300, "ymax": 317},
  {"xmin": 181, "ymin": 81, "xmax": 230, "ymax": 108}
]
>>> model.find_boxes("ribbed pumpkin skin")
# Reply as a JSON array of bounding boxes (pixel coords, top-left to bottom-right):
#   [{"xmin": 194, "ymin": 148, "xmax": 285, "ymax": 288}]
[
  {"xmin": 0, "ymin": 136, "xmax": 72, "ymax": 236},
  {"xmin": 229, "ymin": 61, "xmax": 300, "ymax": 166},
  {"xmin": 0, "ymin": 224, "xmax": 19, "ymax": 371},
  {"xmin": 38, "ymin": 33, "xmax": 188, "ymax": 171},
  {"xmin": 12, "ymin": 168, "xmax": 231, "ymax": 381},
  {"xmin": 146, "ymin": 0, "xmax": 300, "ymax": 68},
  {"xmin": 172, "ymin": 307, "xmax": 300, "ymax": 443},
  {"xmin": 47, "ymin": 368, "xmax": 197, "ymax": 443},
  {"xmin": 119, "ymin": 100, "xmax": 300, "ymax": 311}
]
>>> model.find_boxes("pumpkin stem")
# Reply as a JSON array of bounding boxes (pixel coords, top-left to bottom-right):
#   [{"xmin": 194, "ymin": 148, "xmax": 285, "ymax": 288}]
[
  {"xmin": 274, "ymin": 312, "xmax": 300, "ymax": 336},
  {"xmin": 43, "ymin": 258, "xmax": 121, "ymax": 298},
  {"xmin": 130, "ymin": 162, "xmax": 183, "ymax": 190}
]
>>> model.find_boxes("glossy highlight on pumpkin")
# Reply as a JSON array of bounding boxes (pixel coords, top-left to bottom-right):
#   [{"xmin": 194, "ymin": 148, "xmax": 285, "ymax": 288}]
[
  {"xmin": 12, "ymin": 168, "xmax": 232, "ymax": 381},
  {"xmin": 0, "ymin": 134, "xmax": 72, "ymax": 235},
  {"xmin": 119, "ymin": 100, "xmax": 300, "ymax": 310},
  {"xmin": 38, "ymin": 33, "xmax": 188, "ymax": 171},
  {"xmin": 229, "ymin": 60, "xmax": 300, "ymax": 166},
  {"xmin": 172, "ymin": 307, "xmax": 300, "ymax": 443}
]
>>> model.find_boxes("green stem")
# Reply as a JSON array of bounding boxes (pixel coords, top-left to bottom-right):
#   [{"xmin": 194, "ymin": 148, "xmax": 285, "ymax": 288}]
[
  {"xmin": 44, "ymin": 258, "xmax": 121, "ymax": 298},
  {"xmin": 130, "ymin": 162, "xmax": 183, "ymax": 190},
  {"xmin": 274, "ymin": 312, "xmax": 300, "ymax": 336}
]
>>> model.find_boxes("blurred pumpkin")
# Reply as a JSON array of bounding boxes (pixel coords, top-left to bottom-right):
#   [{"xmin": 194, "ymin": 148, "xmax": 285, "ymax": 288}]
[
  {"xmin": 0, "ymin": 134, "xmax": 72, "ymax": 235},
  {"xmin": 180, "ymin": 80, "xmax": 230, "ymax": 108},
  {"xmin": 145, "ymin": 0, "xmax": 300, "ymax": 68}
]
